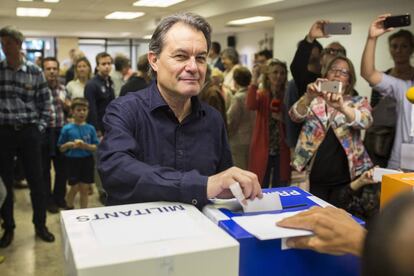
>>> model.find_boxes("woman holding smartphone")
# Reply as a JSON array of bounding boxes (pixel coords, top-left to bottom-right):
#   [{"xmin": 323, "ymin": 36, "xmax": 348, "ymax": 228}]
[
  {"xmin": 290, "ymin": 55, "xmax": 373, "ymax": 206},
  {"xmin": 362, "ymin": 14, "xmax": 414, "ymax": 171}
]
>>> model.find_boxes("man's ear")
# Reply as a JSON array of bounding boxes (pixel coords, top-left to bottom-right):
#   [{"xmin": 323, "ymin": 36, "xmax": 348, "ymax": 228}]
[{"xmin": 148, "ymin": 52, "xmax": 158, "ymax": 72}]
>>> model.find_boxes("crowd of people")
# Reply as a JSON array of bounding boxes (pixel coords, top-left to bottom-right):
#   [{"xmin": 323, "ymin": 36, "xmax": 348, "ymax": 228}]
[{"xmin": 0, "ymin": 11, "xmax": 413, "ymax": 274}]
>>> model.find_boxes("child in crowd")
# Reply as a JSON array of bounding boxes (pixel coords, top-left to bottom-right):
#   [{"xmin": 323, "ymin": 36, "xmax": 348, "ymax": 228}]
[{"xmin": 58, "ymin": 98, "xmax": 99, "ymax": 209}]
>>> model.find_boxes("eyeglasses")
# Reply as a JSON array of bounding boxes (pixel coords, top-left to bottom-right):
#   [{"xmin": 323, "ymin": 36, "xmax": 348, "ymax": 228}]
[
  {"xmin": 323, "ymin": 48, "xmax": 346, "ymax": 56},
  {"xmin": 328, "ymin": 67, "xmax": 350, "ymax": 77}
]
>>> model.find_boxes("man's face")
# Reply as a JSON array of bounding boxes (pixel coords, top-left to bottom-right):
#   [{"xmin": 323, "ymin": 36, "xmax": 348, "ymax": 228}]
[
  {"xmin": 256, "ymin": 55, "xmax": 267, "ymax": 66},
  {"xmin": 321, "ymin": 42, "xmax": 346, "ymax": 68},
  {"xmin": 389, "ymin": 37, "xmax": 413, "ymax": 64},
  {"xmin": 43, "ymin": 60, "xmax": 59, "ymax": 84},
  {"xmin": 97, "ymin": 56, "xmax": 112, "ymax": 77},
  {"xmin": 149, "ymin": 22, "xmax": 208, "ymax": 99},
  {"xmin": 1, "ymin": 36, "xmax": 21, "ymax": 61}
]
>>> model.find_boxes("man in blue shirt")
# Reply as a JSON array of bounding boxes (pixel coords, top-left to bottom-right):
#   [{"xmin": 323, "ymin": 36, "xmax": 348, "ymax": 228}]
[{"xmin": 98, "ymin": 12, "xmax": 262, "ymax": 209}]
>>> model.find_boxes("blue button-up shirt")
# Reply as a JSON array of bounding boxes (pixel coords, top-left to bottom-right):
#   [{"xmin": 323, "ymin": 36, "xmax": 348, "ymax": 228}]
[
  {"xmin": 0, "ymin": 59, "xmax": 51, "ymax": 131},
  {"xmin": 98, "ymin": 81, "xmax": 232, "ymax": 209}
]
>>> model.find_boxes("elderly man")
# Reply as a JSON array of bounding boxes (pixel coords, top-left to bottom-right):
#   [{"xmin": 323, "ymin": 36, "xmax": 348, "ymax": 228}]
[
  {"xmin": 0, "ymin": 26, "xmax": 55, "ymax": 247},
  {"xmin": 98, "ymin": 12, "xmax": 262, "ymax": 209}
]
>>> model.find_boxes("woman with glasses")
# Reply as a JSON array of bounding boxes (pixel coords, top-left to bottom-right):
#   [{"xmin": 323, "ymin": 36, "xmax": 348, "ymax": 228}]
[
  {"xmin": 290, "ymin": 55, "xmax": 373, "ymax": 206},
  {"xmin": 362, "ymin": 14, "xmax": 414, "ymax": 171},
  {"xmin": 247, "ymin": 59, "xmax": 291, "ymax": 188}
]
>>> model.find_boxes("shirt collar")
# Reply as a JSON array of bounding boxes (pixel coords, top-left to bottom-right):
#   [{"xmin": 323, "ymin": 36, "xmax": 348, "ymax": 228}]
[
  {"xmin": 2, "ymin": 57, "xmax": 29, "ymax": 72},
  {"xmin": 95, "ymin": 73, "xmax": 112, "ymax": 83},
  {"xmin": 149, "ymin": 81, "xmax": 206, "ymax": 117}
]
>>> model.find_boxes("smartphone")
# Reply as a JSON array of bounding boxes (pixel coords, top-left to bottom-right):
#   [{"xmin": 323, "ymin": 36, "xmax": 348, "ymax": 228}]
[
  {"xmin": 323, "ymin": 22, "xmax": 352, "ymax": 35},
  {"xmin": 383, "ymin": 14, "xmax": 411, "ymax": 29},
  {"xmin": 318, "ymin": 81, "xmax": 342, "ymax": 93}
]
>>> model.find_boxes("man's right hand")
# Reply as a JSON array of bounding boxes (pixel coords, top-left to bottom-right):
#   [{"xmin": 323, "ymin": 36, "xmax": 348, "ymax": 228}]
[
  {"xmin": 307, "ymin": 20, "xmax": 330, "ymax": 42},
  {"xmin": 206, "ymin": 167, "xmax": 263, "ymax": 200}
]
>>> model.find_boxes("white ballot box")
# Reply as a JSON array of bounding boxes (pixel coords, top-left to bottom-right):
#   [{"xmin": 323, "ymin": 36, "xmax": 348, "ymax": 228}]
[{"xmin": 60, "ymin": 202, "xmax": 239, "ymax": 276}]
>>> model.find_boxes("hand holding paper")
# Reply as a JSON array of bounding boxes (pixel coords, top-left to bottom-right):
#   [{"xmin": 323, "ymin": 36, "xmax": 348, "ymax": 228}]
[
  {"xmin": 206, "ymin": 167, "xmax": 262, "ymax": 200},
  {"xmin": 230, "ymin": 182, "xmax": 282, "ymax": 213}
]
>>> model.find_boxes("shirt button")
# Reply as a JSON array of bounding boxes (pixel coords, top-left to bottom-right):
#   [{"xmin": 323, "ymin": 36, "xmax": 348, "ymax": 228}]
[{"xmin": 191, "ymin": 199, "xmax": 198, "ymax": 205}]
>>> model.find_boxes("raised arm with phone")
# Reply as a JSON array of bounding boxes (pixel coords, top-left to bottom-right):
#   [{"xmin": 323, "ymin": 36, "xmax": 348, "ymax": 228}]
[{"xmin": 361, "ymin": 14, "xmax": 414, "ymax": 170}]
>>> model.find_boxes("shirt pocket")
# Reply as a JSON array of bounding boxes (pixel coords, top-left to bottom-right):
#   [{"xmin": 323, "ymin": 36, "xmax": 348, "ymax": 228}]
[{"xmin": 16, "ymin": 75, "xmax": 36, "ymax": 102}]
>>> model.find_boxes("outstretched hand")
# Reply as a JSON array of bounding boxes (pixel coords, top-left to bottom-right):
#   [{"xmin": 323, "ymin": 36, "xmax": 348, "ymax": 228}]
[{"xmin": 277, "ymin": 206, "xmax": 366, "ymax": 256}]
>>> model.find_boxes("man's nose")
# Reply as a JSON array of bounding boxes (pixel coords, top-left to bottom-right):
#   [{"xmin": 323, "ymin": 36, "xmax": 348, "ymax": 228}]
[{"xmin": 185, "ymin": 57, "xmax": 197, "ymax": 72}]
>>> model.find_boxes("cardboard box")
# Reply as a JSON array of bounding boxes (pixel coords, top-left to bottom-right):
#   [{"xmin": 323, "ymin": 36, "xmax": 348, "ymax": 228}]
[
  {"xmin": 203, "ymin": 186, "xmax": 362, "ymax": 276},
  {"xmin": 380, "ymin": 173, "xmax": 414, "ymax": 208},
  {"xmin": 61, "ymin": 202, "xmax": 239, "ymax": 276}
]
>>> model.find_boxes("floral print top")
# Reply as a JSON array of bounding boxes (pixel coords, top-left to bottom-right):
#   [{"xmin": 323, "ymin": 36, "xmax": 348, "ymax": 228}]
[{"xmin": 289, "ymin": 94, "xmax": 373, "ymax": 180}]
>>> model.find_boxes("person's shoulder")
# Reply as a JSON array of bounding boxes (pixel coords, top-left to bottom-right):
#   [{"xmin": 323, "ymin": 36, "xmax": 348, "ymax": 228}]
[
  {"xmin": 24, "ymin": 60, "xmax": 43, "ymax": 75},
  {"xmin": 199, "ymin": 100, "xmax": 224, "ymax": 120},
  {"xmin": 111, "ymin": 85, "xmax": 151, "ymax": 111},
  {"xmin": 62, "ymin": 123, "xmax": 74, "ymax": 131},
  {"xmin": 84, "ymin": 123, "xmax": 97, "ymax": 132},
  {"xmin": 66, "ymin": 80, "xmax": 76, "ymax": 87}
]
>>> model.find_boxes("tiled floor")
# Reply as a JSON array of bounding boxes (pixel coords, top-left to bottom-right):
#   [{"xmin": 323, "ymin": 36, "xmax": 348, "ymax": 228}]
[{"xmin": 0, "ymin": 185, "xmax": 102, "ymax": 276}]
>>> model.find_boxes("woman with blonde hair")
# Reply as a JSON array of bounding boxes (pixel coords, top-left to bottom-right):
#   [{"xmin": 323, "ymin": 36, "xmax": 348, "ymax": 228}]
[
  {"xmin": 247, "ymin": 59, "xmax": 291, "ymax": 188},
  {"xmin": 66, "ymin": 56, "xmax": 92, "ymax": 99}
]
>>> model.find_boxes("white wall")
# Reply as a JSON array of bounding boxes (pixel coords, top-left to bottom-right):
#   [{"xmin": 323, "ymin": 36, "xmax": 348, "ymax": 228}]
[
  {"xmin": 272, "ymin": 0, "xmax": 414, "ymax": 98},
  {"xmin": 212, "ymin": 28, "xmax": 274, "ymax": 69}
]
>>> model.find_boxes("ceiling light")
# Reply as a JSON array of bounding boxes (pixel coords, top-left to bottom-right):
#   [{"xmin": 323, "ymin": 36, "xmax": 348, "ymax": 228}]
[
  {"xmin": 16, "ymin": 7, "xmax": 51, "ymax": 17},
  {"xmin": 105, "ymin": 12, "xmax": 145, "ymax": 20},
  {"xmin": 18, "ymin": 0, "xmax": 60, "ymax": 2},
  {"xmin": 227, "ymin": 16, "xmax": 274, "ymax": 26},
  {"xmin": 133, "ymin": 0, "xmax": 185, "ymax": 8},
  {"xmin": 142, "ymin": 35, "xmax": 152, "ymax": 39}
]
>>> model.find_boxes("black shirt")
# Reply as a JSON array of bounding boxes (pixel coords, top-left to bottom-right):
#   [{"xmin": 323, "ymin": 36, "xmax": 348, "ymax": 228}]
[
  {"xmin": 84, "ymin": 74, "xmax": 115, "ymax": 133},
  {"xmin": 120, "ymin": 75, "xmax": 148, "ymax": 97},
  {"xmin": 310, "ymin": 128, "xmax": 351, "ymax": 186},
  {"xmin": 290, "ymin": 37, "xmax": 321, "ymax": 98}
]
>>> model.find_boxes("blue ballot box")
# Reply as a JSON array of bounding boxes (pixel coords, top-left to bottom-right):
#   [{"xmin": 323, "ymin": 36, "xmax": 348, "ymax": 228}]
[{"xmin": 203, "ymin": 186, "xmax": 363, "ymax": 276}]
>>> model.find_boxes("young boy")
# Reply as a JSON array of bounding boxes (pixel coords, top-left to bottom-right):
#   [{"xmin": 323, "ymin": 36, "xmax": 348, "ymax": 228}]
[{"xmin": 58, "ymin": 98, "xmax": 99, "ymax": 209}]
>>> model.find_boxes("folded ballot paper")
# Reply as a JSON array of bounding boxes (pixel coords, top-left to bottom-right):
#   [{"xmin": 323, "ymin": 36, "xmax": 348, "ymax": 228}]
[
  {"xmin": 229, "ymin": 182, "xmax": 282, "ymax": 213},
  {"xmin": 227, "ymin": 183, "xmax": 313, "ymax": 241}
]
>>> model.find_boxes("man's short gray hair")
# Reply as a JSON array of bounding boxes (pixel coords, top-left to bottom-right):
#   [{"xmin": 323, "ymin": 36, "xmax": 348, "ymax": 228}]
[
  {"xmin": 0, "ymin": 26, "xmax": 24, "ymax": 44},
  {"xmin": 149, "ymin": 12, "xmax": 212, "ymax": 56}
]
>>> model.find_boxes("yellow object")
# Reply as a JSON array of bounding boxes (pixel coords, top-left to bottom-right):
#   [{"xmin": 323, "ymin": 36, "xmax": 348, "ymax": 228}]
[
  {"xmin": 0, "ymin": 255, "xmax": 5, "ymax": 264},
  {"xmin": 406, "ymin": 86, "xmax": 414, "ymax": 104},
  {"xmin": 380, "ymin": 173, "xmax": 414, "ymax": 208}
]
